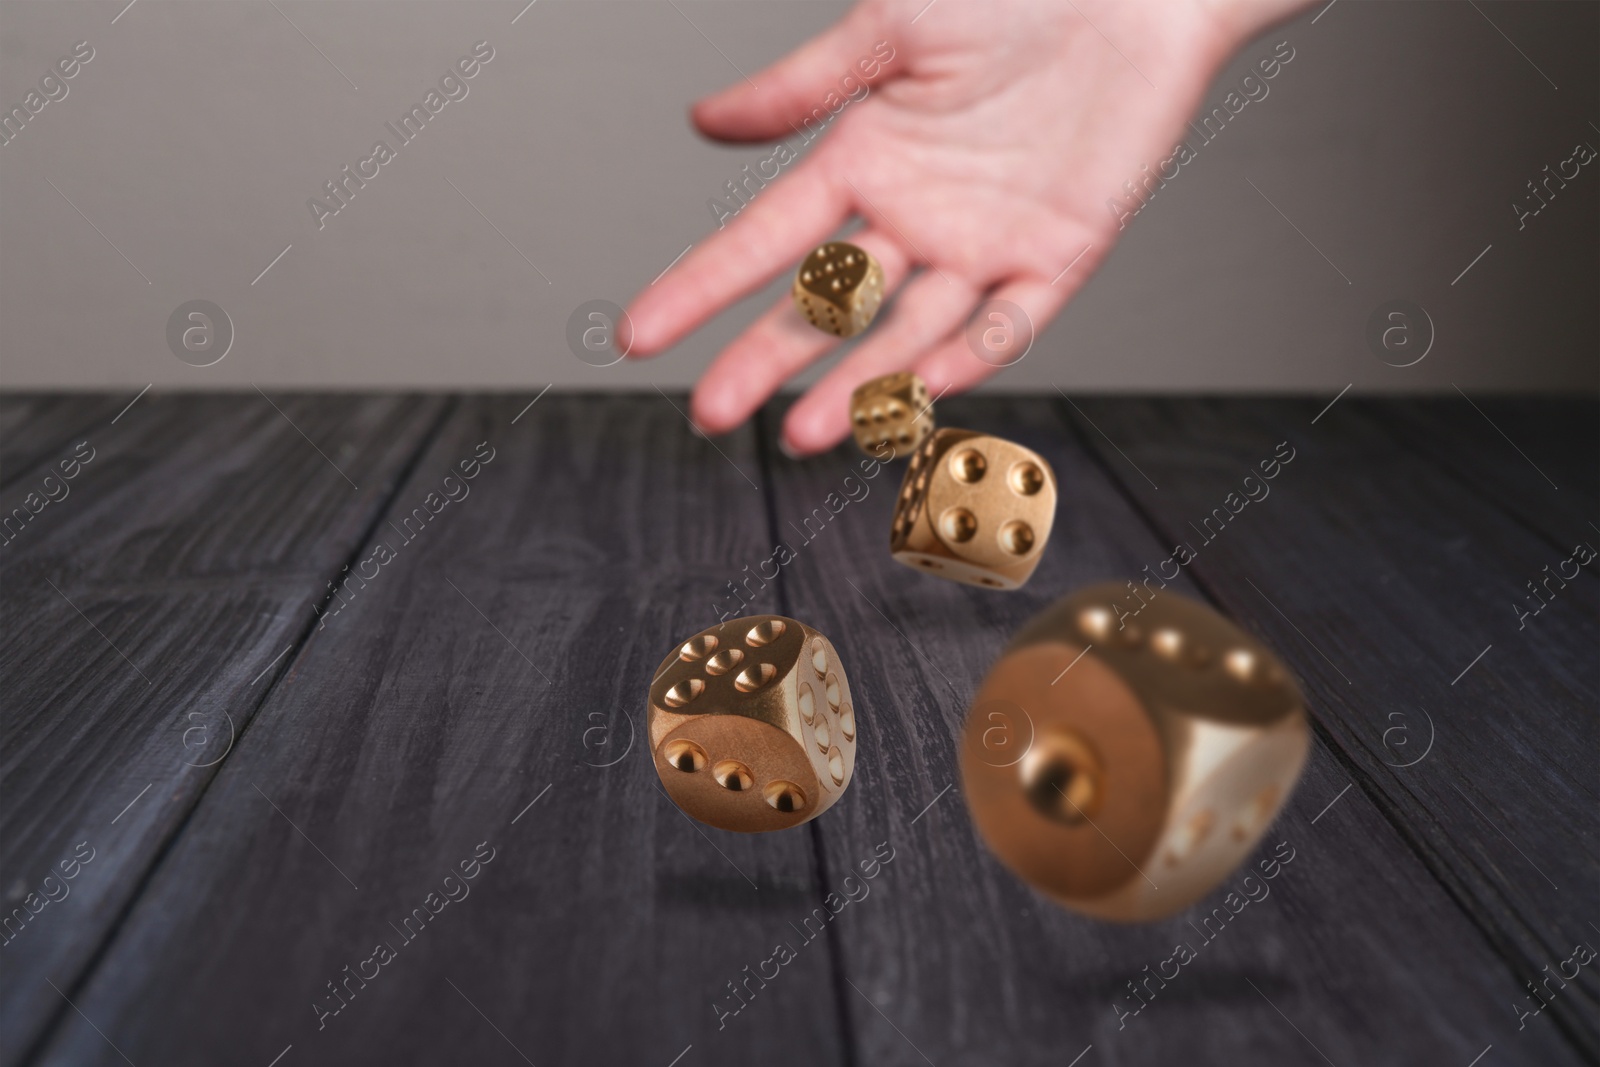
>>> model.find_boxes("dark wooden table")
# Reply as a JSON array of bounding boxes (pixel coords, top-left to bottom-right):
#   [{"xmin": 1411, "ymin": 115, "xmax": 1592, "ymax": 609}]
[{"xmin": 2, "ymin": 392, "xmax": 1595, "ymax": 1067}]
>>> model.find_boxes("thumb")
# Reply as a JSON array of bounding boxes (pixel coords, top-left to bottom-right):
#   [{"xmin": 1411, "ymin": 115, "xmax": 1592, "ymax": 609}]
[{"xmin": 692, "ymin": 8, "xmax": 899, "ymax": 143}]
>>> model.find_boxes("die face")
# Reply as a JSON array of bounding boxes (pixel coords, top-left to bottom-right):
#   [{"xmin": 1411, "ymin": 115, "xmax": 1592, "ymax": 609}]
[
  {"xmin": 794, "ymin": 630, "xmax": 857, "ymax": 802},
  {"xmin": 888, "ymin": 431, "xmax": 943, "ymax": 555},
  {"xmin": 655, "ymin": 715, "xmax": 823, "ymax": 833},
  {"xmin": 891, "ymin": 429, "xmax": 1057, "ymax": 590},
  {"xmin": 649, "ymin": 616, "xmax": 856, "ymax": 833},
  {"xmin": 1139, "ymin": 715, "xmax": 1306, "ymax": 916},
  {"xmin": 796, "ymin": 243, "xmax": 871, "ymax": 308},
  {"xmin": 792, "ymin": 242, "xmax": 884, "ymax": 338},
  {"xmin": 1064, "ymin": 583, "xmax": 1303, "ymax": 730},
  {"xmin": 961, "ymin": 643, "xmax": 1170, "ymax": 903},
  {"xmin": 961, "ymin": 585, "xmax": 1309, "ymax": 922},
  {"xmin": 849, "ymin": 372, "xmax": 934, "ymax": 457}
]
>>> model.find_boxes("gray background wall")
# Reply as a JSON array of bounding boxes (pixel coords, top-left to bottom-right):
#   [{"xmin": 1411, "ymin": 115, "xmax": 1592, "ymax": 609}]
[{"xmin": 0, "ymin": 0, "xmax": 1594, "ymax": 393}]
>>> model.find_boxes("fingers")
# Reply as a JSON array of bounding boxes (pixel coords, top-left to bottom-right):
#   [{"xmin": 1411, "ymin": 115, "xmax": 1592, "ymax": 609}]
[
  {"xmin": 689, "ymin": 230, "xmax": 912, "ymax": 434},
  {"xmin": 913, "ymin": 276, "xmax": 1072, "ymax": 394},
  {"xmin": 692, "ymin": 6, "xmax": 891, "ymax": 143},
  {"xmin": 780, "ymin": 271, "xmax": 984, "ymax": 455},
  {"xmin": 624, "ymin": 161, "xmax": 849, "ymax": 357}
]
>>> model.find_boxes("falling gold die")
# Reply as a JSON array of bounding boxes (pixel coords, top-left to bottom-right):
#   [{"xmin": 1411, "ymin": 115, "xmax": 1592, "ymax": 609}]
[
  {"xmin": 649, "ymin": 615, "xmax": 856, "ymax": 832},
  {"xmin": 891, "ymin": 429, "xmax": 1057, "ymax": 590},
  {"xmin": 850, "ymin": 372, "xmax": 934, "ymax": 458},
  {"xmin": 960, "ymin": 584, "xmax": 1310, "ymax": 922},
  {"xmin": 792, "ymin": 242, "xmax": 884, "ymax": 338}
]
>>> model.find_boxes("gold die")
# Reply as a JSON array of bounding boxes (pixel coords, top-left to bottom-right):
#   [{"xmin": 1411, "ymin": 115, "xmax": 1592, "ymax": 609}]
[
  {"xmin": 792, "ymin": 242, "xmax": 884, "ymax": 338},
  {"xmin": 649, "ymin": 615, "xmax": 856, "ymax": 833},
  {"xmin": 960, "ymin": 584, "xmax": 1310, "ymax": 922},
  {"xmin": 849, "ymin": 372, "xmax": 934, "ymax": 458},
  {"xmin": 890, "ymin": 428, "xmax": 1057, "ymax": 590}
]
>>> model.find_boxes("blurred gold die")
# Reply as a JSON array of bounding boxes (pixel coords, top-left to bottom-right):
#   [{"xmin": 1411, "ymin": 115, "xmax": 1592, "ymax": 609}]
[
  {"xmin": 649, "ymin": 615, "xmax": 856, "ymax": 833},
  {"xmin": 850, "ymin": 372, "xmax": 934, "ymax": 458},
  {"xmin": 793, "ymin": 242, "xmax": 884, "ymax": 338},
  {"xmin": 891, "ymin": 429, "xmax": 1056, "ymax": 590},
  {"xmin": 960, "ymin": 584, "xmax": 1310, "ymax": 922}
]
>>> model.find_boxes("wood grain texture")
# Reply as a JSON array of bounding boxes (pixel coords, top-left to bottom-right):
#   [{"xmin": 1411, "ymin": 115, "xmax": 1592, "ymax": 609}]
[
  {"xmin": 0, "ymin": 393, "xmax": 125, "ymax": 492},
  {"xmin": 1063, "ymin": 396, "xmax": 1598, "ymax": 1057},
  {"xmin": 1369, "ymin": 395, "xmax": 1597, "ymax": 548},
  {"xmin": 8, "ymin": 395, "xmax": 1593, "ymax": 1067},
  {"xmin": 32, "ymin": 396, "xmax": 846, "ymax": 1067},
  {"xmin": 0, "ymin": 392, "xmax": 446, "ymax": 1066},
  {"xmin": 762, "ymin": 396, "xmax": 1591, "ymax": 1067}
]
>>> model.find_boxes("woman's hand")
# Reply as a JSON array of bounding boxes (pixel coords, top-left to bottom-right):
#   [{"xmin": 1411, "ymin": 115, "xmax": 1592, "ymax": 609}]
[{"xmin": 624, "ymin": 0, "xmax": 1304, "ymax": 455}]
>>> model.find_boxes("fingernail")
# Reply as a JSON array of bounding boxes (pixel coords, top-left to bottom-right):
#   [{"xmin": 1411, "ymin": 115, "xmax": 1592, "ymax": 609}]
[{"xmin": 778, "ymin": 436, "xmax": 803, "ymax": 460}]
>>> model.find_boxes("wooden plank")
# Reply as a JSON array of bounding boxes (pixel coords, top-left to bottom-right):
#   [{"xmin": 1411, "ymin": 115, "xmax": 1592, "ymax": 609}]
[
  {"xmin": 0, "ymin": 393, "xmax": 125, "ymax": 492},
  {"xmin": 763, "ymin": 396, "xmax": 1589, "ymax": 1066},
  {"xmin": 1064, "ymin": 396, "xmax": 1598, "ymax": 1056},
  {"xmin": 1355, "ymin": 396, "xmax": 1597, "ymax": 549},
  {"xmin": 32, "ymin": 396, "xmax": 846, "ymax": 1067},
  {"xmin": 0, "ymin": 392, "xmax": 446, "ymax": 1066}
]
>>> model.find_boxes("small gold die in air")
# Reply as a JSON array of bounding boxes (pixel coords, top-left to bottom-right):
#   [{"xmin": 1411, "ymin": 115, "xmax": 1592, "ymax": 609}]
[
  {"xmin": 792, "ymin": 242, "xmax": 885, "ymax": 338},
  {"xmin": 850, "ymin": 372, "xmax": 934, "ymax": 458}
]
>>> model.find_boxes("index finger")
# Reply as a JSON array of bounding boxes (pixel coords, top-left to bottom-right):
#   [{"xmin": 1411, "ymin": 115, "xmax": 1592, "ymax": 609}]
[{"xmin": 624, "ymin": 159, "xmax": 849, "ymax": 357}]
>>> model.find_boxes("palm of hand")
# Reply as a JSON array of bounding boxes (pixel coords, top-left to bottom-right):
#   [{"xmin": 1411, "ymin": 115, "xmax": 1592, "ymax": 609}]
[{"xmin": 627, "ymin": 0, "xmax": 1233, "ymax": 454}]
